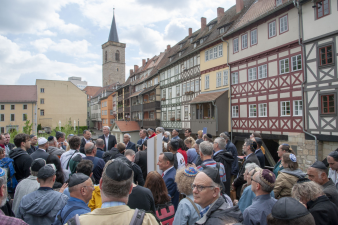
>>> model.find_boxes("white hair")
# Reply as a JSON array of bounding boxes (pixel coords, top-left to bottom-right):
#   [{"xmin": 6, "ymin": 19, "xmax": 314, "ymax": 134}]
[
  {"xmin": 124, "ymin": 133, "xmax": 131, "ymax": 139},
  {"xmin": 245, "ymin": 163, "xmax": 259, "ymax": 173},
  {"xmin": 156, "ymin": 127, "xmax": 164, "ymax": 134},
  {"xmin": 103, "ymin": 126, "xmax": 110, "ymax": 131},
  {"xmin": 165, "ymin": 131, "xmax": 170, "ymax": 136}
]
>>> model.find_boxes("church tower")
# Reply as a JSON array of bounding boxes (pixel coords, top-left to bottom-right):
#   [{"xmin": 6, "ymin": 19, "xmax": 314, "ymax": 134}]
[{"xmin": 102, "ymin": 9, "xmax": 126, "ymax": 86}]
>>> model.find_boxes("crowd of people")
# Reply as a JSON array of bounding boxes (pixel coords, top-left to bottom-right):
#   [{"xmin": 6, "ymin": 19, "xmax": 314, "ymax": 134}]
[{"xmin": 0, "ymin": 127, "xmax": 337, "ymax": 225}]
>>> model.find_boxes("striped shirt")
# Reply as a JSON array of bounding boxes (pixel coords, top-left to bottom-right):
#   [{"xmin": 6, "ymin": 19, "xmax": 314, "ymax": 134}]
[{"xmin": 197, "ymin": 159, "xmax": 226, "ymax": 182}]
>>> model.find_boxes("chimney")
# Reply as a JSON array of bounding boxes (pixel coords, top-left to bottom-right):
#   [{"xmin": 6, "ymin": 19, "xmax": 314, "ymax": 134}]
[
  {"xmin": 134, "ymin": 65, "xmax": 139, "ymax": 72},
  {"xmin": 201, "ymin": 17, "xmax": 207, "ymax": 30},
  {"xmin": 217, "ymin": 7, "xmax": 225, "ymax": 23},
  {"xmin": 142, "ymin": 59, "xmax": 146, "ymax": 67},
  {"xmin": 236, "ymin": 0, "xmax": 244, "ymax": 13},
  {"xmin": 188, "ymin": 28, "xmax": 192, "ymax": 37},
  {"xmin": 130, "ymin": 69, "xmax": 133, "ymax": 76},
  {"xmin": 147, "ymin": 58, "xmax": 149, "ymax": 62},
  {"xmin": 167, "ymin": 45, "xmax": 171, "ymax": 51}
]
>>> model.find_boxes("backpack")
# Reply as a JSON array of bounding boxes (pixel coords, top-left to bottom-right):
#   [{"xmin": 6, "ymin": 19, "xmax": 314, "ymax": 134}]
[
  {"xmin": 55, "ymin": 206, "xmax": 83, "ymax": 225},
  {"xmin": 155, "ymin": 202, "xmax": 175, "ymax": 225},
  {"xmin": 0, "ymin": 158, "xmax": 18, "ymax": 193}
]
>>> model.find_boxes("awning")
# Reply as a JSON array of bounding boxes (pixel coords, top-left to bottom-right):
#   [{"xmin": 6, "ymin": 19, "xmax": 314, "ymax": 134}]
[
  {"xmin": 129, "ymin": 90, "xmax": 144, "ymax": 98},
  {"xmin": 189, "ymin": 90, "xmax": 227, "ymax": 104}
]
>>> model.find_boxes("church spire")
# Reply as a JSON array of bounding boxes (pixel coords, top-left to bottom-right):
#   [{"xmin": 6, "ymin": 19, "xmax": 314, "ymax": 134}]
[{"xmin": 108, "ymin": 8, "xmax": 119, "ymax": 42}]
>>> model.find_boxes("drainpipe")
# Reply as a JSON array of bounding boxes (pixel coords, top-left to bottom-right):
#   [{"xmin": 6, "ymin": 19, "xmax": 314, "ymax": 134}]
[
  {"xmin": 221, "ymin": 36, "xmax": 232, "ymax": 142},
  {"xmin": 294, "ymin": 0, "xmax": 318, "ymax": 160},
  {"xmin": 212, "ymin": 100, "xmax": 218, "ymax": 133}
]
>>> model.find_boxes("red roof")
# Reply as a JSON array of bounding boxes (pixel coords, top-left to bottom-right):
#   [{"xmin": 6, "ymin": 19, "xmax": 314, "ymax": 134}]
[
  {"xmin": 83, "ymin": 86, "xmax": 102, "ymax": 99},
  {"xmin": 0, "ymin": 85, "xmax": 37, "ymax": 103},
  {"xmin": 114, "ymin": 121, "xmax": 140, "ymax": 132}
]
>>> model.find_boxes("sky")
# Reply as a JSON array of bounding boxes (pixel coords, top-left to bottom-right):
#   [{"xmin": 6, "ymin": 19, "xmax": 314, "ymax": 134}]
[{"xmin": 0, "ymin": 0, "xmax": 236, "ymax": 87}]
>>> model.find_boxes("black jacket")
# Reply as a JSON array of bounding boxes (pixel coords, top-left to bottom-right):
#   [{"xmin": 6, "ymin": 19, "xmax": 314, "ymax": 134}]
[
  {"xmin": 213, "ymin": 151, "xmax": 234, "ymax": 196},
  {"xmin": 234, "ymin": 153, "xmax": 260, "ymax": 199},
  {"xmin": 195, "ymin": 196, "xmax": 243, "ymax": 225},
  {"xmin": 102, "ymin": 147, "xmax": 124, "ymax": 163},
  {"xmin": 322, "ymin": 179, "xmax": 338, "ymax": 207},
  {"xmin": 135, "ymin": 150, "xmax": 148, "ymax": 180},
  {"xmin": 30, "ymin": 149, "xmax": 49, "ymax": 161},
  {"xmin": 9, "ymin": 148, "xmax": 33, "ymax": 182},
  {"xmin": 117, "ymin": 156, "xmax": 145, "ymax": 186},
  {"xmin": 255, "ymin": 149, "xmax": 265, "ymax": 169},
  {"xmin": 5, "ymin": 143, "xmax": 15, "ymax": 150},
  {"xmin": 79, "ymin": 138, "xmax": 93, "ymax": 154},
  {"xmin": 307, "ymin": 195, "xmax": 338, "ymax": 225},
  {"xmin": 98, "ymin": 134, "xmax": 117, "ymax": 152},
  {"xmin": 26, "ymin": 145, "xmax": 37, "ymax": 155}
]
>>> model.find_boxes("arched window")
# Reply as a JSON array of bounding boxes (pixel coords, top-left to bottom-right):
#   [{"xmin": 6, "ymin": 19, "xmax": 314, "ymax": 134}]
[
  {"xmin": 115, "ymin": 50, "xmax": 120, "ymax": 61},
  {"xmin": 105, "ymin": 51, "xmax": 107, "ymax": 63}
]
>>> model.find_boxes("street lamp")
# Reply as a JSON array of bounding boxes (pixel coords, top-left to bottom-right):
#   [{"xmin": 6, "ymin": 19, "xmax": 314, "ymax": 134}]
[
  {"xmin": 59, "ymin": 120, "xmax": 61, "ymax": 131},
  {"xmin": 74, "ymin": 120, "xmax": 76, "ymax": 131}
]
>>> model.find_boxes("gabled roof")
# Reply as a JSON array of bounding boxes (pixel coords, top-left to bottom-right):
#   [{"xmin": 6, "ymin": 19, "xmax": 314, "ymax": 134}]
[
  {"xmin": 0, "ymin": 85, "xmax": 37, "ymax": 103},
  {"xmin": 108, "ymin": 11, "xmax": 119, "ymax": 42},
  {"xmin": 83, "ymin": 86, "xmax": 102, "ymax": 100},
  {"xmin": 114, "ymin": 121, "xmax": 140, "ymax": 132}
]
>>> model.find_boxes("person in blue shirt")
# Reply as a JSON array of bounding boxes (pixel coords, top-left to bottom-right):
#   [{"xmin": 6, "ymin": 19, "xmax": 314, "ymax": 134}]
[{"xmin": 54, "ymin": 173, "xmax": 93, "ymax": 225}]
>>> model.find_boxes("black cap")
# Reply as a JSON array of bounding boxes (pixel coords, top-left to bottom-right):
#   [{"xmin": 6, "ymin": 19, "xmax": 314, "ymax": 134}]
[
  {"xmin": 328, "ymin": 151, "xmax": 338, "ymax": 161},
  {"xmin": 271, "ymin": 197, "xmax": 310, "ymax": 220},
  {"xmin": 297, "ymin": 177, "xmax": 310, "ymax": 184},
  {"xmin": 170, "ymin": 139, "xmax": 179, "ymax": 150},
  {"xmin": 105, "ymin": 159, "xmax": 133, "ymax": 182},
  {"xmin": 31, "ymin": 158, "xmax": 46, "ymax": 172},
  {"xmin": 223, "ymin": 132, "xmax": 230, "ymax": 137},
  {"xmin": 310, "ymin": 161, "xmax": 327, "ymax": 170},
  {"xmin": 37, "ymin": 165, "xmax": 56, "ymax": 179},
  {"xmin": 163, "ymin": 152, "xmax": 174, "ymax": 162},
  {"xmin": 47, "ymin": 136, "xmax": 54, "ymax": 142},
  {"xmin": 206, "ymin": 134, "xmax": 212, "ymax": 139},
  {"xmin": 255, "ymin": 137, "xmax": 262, "ymax": 145},
  {"xmin": 196, "ymin": 139, "xmax": 203, "ymax": 145},
  {"xmin": 202, "ymin": 166, "xmax": 221, "ymax": 184},
  {"xmin": 29, "ymin": 134, "xmax": 36, "ymax": 139},
  {"xmin": 68, "ymin": 173, "xmax": 90, "ymax": 187},
  {"xmin": 173, "ymin": 128, "xmax": 179, "ymax": 132}
]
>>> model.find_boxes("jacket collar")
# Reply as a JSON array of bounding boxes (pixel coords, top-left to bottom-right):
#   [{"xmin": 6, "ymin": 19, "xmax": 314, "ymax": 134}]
[
  {"xmin": 90, "ymin": 205, "xmax": 131, "ymax": 215},
  {"xmin": 307, "ymin": 195, "xmax": 330, "ymax": 209},
  {"xmin": 195, "ymin": 196, "xmax": 224, "ymax": 224},
  {"xmin": 322, "ymin": 179, "xmax": 334, "ymax": 189}
]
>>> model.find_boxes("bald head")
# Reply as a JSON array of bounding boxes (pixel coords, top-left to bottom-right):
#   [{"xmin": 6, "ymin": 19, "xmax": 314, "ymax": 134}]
[
  {"xmin": 69, "ymin": 177, "xmax": 93, "ymax": 203},
  {"xmin": 84, "ymin": 142, "xmax": 96, "ymax": 156}
]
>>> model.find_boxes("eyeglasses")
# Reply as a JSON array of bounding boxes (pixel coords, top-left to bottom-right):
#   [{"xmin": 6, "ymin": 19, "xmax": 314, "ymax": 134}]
[
  {"xmin": 83, "ymin": 185, "xmax": 95, "ymax": 190},
  {"xmin": 191, "ymin": 184, "xmax": 215, "ymax": 192},
  {"xmin": 251, "ymin": 178, "xmax": 262, "ymax": 186}
]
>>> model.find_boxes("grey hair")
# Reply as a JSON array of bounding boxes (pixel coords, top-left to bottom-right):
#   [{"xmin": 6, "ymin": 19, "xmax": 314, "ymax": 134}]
[
  {"xmin": 254, "ymin": 172, "xmax": 274, "ymax": 193},
  {"xmin": 214, "ymin": 137, "xmax": 226, "ymax": 150},
  {"xmin": 164, "ymin": 131, "xmax": 170, "ymax": 136},
  {"xmin": 96, "ymin": 138, "xmax": 104, "ymax": 147},
  {"xmin": 292, "ymin": 181, "xmax": 324, "ymax": 203},
  {"xmin": 124, "ymin": 133, "xmax": 131, "ymax": 139},
  {"xmin": 48, "ymin": 136, "xmax": 56, "ymax": 145},
  {"xmin": 219, "ymin": 133, "xmax": 229, "ymax": 141},
  {"xmin": 199, "ymin": 141, "xmax": 213, "ymax": 156},
  {"xmin": 245, "ymin": 163, "xmax": 259, "ymax": 173},
  {"xmin": 103, "ymin": 126, "xmax": 110, "ymax": 131},
  {"xmin": 124, "ymin": 149, "xmax": 135, "ymax": 157},
  {"xmin": 156, "ymin": 127, "xmax": 164, "ymax": 134},
  {"xmin": 84, "ymin": 142, "xmax": 95, "ymax": 154}
]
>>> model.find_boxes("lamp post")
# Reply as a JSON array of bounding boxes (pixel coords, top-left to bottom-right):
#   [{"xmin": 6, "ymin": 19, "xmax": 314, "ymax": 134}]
[
  {"xmin": 74, "ymin": 120, "xmax": 76, "ymax": 131},
  {"xmin": 77, "ymin": 119, "xmax": 79, "ymax": 136},
  {"xmin": 59, "ymin": 120, "xmax": 61, "ymax": 131}
]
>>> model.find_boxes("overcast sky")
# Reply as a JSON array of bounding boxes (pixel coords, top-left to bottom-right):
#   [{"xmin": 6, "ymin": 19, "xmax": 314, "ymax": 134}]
[{"xmin": 0, "ymin": 0, "xmax": 235, "ymax": 86}]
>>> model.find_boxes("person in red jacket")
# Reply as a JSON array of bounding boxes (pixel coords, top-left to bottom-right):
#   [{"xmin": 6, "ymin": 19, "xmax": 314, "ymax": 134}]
[
  {"xmin": 177, "ymin": 139, "xmax": 188, "ymax": 166},
  {"xmin": 147, "ymin": 128, "xmax": 156, "ymax": 139}
]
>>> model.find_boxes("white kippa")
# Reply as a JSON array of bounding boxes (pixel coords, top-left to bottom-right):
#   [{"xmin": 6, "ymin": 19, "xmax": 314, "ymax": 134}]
[{"xmin": 38, "ymin": 137, "xmax": 48, "ymax": 145}]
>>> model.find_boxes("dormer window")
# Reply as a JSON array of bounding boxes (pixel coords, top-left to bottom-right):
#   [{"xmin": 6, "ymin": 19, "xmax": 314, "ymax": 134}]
[
  {"xmin": 220, "ymin": 27, "xmax": 225, "ymax": 34},
  {"xmin": 190, "ymin": 38, "xmax": 193, "ymax": 43},
  {"xmin": 276, "ymin": 0, "xmax": 282, "ymax": 6},
  {"xmin": 200, "ymin": 39, "xmax": 204, "ymax": 44},
  {"xmin": 179, "ymin": 52, "xmax": 182, "ymax": 57},
  {"xmin": 170, "ymin": 57, "xmax": 172, "ymax": 62},
  {"xmin": 194, "ymin": 43, "xmax": 197, "ymax": 48}
]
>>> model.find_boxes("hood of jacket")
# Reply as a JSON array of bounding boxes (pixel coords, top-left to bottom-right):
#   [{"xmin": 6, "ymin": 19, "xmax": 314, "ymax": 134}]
[
  {"xmin": 47, "ymin": 146, "xmax": 61, "ymax": 154},
  {"xmin": 281, "ymin": 168, "xmax": 306, "ymax": 178},
  {"xmin": 213, "ymin": 150, "xmax": 234, "ymax": 164},
  {"xmin": 9, "ymin": 148, "xmax": 28, "ymax": 159},
  {"xmin": 21, "ymin": 190, "xmax": 67, "ymax": 216}
]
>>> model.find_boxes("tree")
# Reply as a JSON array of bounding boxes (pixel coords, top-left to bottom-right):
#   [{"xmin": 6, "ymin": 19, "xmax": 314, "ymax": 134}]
[{"xmin": 23, "ymin": 120, "xmax": 33, "ymax": 135}]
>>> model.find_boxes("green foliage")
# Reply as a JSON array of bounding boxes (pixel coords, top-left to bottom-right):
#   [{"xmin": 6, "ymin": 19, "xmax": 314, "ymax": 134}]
[
  {"xmin": 37, "ymin": 124, "xmax": 42, "ymax": 131},
  {"xmin": 23, "ymin": 120, "xmax": 33, "ymax": 135}
]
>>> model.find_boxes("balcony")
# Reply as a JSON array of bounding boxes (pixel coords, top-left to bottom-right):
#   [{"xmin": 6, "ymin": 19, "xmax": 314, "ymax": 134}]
[
  {"xmin": 191, "ymin": 118, "xmax": 217, "ymax": 136},
  {"xmin": 124, "ymin": 92, "xmax": 130, "ymax": 99},
  {"xmin": 118, "ymin": 95, "xmax": 123, "ymax": 102},
  {"xmin": 118, "ymin": 107, "xmax": 123, "ymax": 113},
  {"xmin": 131, "ymin": 104, "xmax": 142, "ymax": 112},
  {"xmin": 124, "ymin": 106, "xmax": 130, "ymax": 113},
  {"xmin": 143, "ymin": 119, "xmax": 161, "ymax": 128},
  {"xmin": 143, "ymin": 101, "xmax": 160, "ymax": 111}
]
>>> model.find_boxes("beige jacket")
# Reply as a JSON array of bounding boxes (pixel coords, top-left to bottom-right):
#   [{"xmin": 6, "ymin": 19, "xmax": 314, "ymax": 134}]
[
  {"xmin": 273, "ymin": 168, "xmax": 306, "ymax": 198},
  {"xmin": 79, "ymin": 205, "xmax": 159, "ymax": 225}
]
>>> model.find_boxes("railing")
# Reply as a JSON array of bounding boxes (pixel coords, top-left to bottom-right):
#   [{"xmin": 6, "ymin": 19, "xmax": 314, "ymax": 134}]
[{"xmin": 143, "ymin": 119, "xmax": 160, "ymax": 128}]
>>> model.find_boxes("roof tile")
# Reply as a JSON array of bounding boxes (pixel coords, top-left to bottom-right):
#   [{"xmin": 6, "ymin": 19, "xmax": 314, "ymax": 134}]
[{"xmin": 0, "ymin": 85, "xmax": 37, "ymax": 103}]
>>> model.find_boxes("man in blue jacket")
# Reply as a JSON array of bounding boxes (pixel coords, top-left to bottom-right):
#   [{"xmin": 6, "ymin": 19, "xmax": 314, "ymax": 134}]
[
  {"xmin": 254, "ymin": 138, "xmax": 265, "ymax": 169},
  {"xmin": 157, "ymin": 152, "xmax": 179, "ymax": 211},
  {"xmin": 221, "ymin": 133, "xmax": 239, "ymax": 176},
  {"xmin": 54, "ymin": 173, "xmax": 93, "ymax": 225}
]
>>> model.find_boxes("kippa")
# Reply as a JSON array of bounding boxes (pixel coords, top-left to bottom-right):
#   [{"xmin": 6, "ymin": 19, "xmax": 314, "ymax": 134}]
[
  {"xmin": 30, "ymin": 134, "xmax": 36, "ymax": 139},
  {"xmin": 31, "ymin": 158, "xmax": 46, "ymax": 172},
  {"xmin": 105, "ymin": 159, "xmax": 133, "ymax": 182},
  {"xmin": 255, "ymin": 137, "xmax": 263, "ymax": 145},
  {"xmin": 258, "ymin": 169, "xmax": 276, "ymax": 188},
  {"xmin": 206, "ymin": 133, "xmax": 212, "ymax": 139},
  {"xmin": 68, "ymin": 173, "xmax": 89, "ymax": 187},
  {"xmin": 297, "ymin": 177, "xmax": 310, "ymax": 184},
  {"xmin": 328, "ymin": 151, "xmax": 338, "ymax": 160},
  {"xmin": 289, "ymin": 154, "xmax": 297, "ymax": 162},
  {"xmin": 271, "ymin": 197, "xmax": 310, "ymax": 220},
  {"xmin": 0, "ymin": 168, "xmax": 5, "ymax": 177},
  {"xmin": 38, "ymin": 137, "xmax": 48, "ymax": 145},
  {"xmin": 196, "ymin": 139, "xmax": 203, "ymax": 145},
  {"xmin": 37, "ymin": 164, "xmax": 56, "ymax": 179},
  {"xmin": 173, "ymin": 128, "xmax": 179, "ymax": 132},
  {"xmin": 47, "ymin": 136, "xmax": 54, "ymax": 142},
  {"xmin": 310, "ymin": 161, "xmax": 327, "ymax": 170},
  {"xmin": 281, "ymin": 143, "xmax": 289, "ymax": 146},
  {"xmin": 223, "ymin": 132, "xmax": 230, "ymax": 137},
  {"xmin": 202, "ymin": 166, "xmax": 221, "ymax": 184},
  {"xmin": 163, "ymin": 152, "xmax": 174, "ymax": 162},
  {"xmin": 184, "ymin": 167, "xmax": 198, "ymax": 177}
]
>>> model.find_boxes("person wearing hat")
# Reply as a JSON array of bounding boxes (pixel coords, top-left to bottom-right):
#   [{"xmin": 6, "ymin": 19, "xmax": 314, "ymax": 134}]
[
  {"xmin": 17, "ymin": 164, "xmax": 68, "ymax": 225},
  {"xmin": 54, "ymin": 173, "xmax": 93, "ymax": 225},
  {"xmin": 30, "ymin": 137, "xmax": 50, "ymax": 161},
  {"xmin": 78, "ymin": 160, "xmax": 158, "ymax": 225},
  {"xmin": 292, "ymin": 180, "xmax": 338, "ymax": 225},
  {"xmin": 203, "ymin": 134, "xmax": 213, "ymax": 143},
  {"xmin": 254, "ymin": 137, "xmax": 265, "ymax": 168},
  {"xmin": 171, "ymin": 128, "xmax": 180, "ymax": 140},
  {"xmin": 307, "ymin": 161, "xmax": 338, "ymax": 207},
  {"xmin": 327, "ymin": 150, "xmax": 338, "ymax": 190},
  {"xmin": 193, "ymin": 167, "xmax": 243, "ymax": 224},
  {"xmin": 243, "ymin": 169, "xmax": 277, "ymax": 225},
  {"xmin": 266, "ymin": 197, "xmax": 315, "ymax": 225},
  {"xmin": 47, "ymin": 136, "xmax": 65, "ymax": 157},
  {"xmin": 12, "ymin": 158, "xmax": 46, "ymax": 215},
  {"xmin": 0, "ymin": 168, "xmax": 28, "ymax": 225}
]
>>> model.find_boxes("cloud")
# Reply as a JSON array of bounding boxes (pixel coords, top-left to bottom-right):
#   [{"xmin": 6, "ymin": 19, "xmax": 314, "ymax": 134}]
[{"xmin": 0, "ymin": 35, "xmax": 101, "ymax": 86}]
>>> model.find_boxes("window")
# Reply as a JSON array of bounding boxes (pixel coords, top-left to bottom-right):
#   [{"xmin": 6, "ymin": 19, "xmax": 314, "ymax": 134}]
[
  {"xmin": 176, "ymin": 85, "xmax": 180, "ymax": 96},
  {"xmin": 23, "ymin": 114, "xmax": 27, "ymax": 121},
  {"xmin": 205, "ymin": 75, "xmax": 210, "ymax": 89},
  {"xmin": 281, "ymin": 101, "xmax": 291, "ymax": 116},
  {"xmin": 0, "ymin": 127, "xmax": 4, "ymax": 133},
  {"xmin": 205, "ymin": 50, "xmax": 209, "ymax": 61},
  {"xmin": 200, "ymin": 39, "xmax": 203, "ymax": 44},
  {"xmin": 294, "ymin": 100, "xmax": 303, "ymax": 116},
  {"xmin": 115, "ymin": 50, "xmax": 120, "ymax": 61},
  {"xmin": 279, "ymin": 15, "xmax": 288, "ymax": 33},
  {"xmin": 183, "ymin": 83, "xmax": 186, "ymax": 94},
  {"xmin": 40, "ymin": 98, "xmax": 44, "ymax": 104},
  {"xmin": 232, "ymin": 72, "xmax": 239, "ymax": 84},
  {"xmin": 220, "ymin": 27, "xmax": 224, "ymax": 34},
  {"xmin": 242, "ymin": 33, "xmax": 248, "ymax": 49},
  {"xmin": 162, "ymin": 89, "xmax": 166, "ymax": 99},
  {"xmin": 258, "ymin": 64, "xmax": 267, "ymax": 79},
  {"xmin": 176, "ymin": 109, "xmax": 180, "ymax": 120},
  {"xmin": 194, "ymin": 43, "xmax": 197, "ymax": 48},
  {"xmin": 10, "ymin": 114, "xmax": 14, "ymax": 121},
  {"xmin": 317, "ymin": 0, "xmax": 330, "ymax": 19},
  {"xmin": 209, "ymin": 48, "xmax": 213, "ymax": 60},
  {"xmin": 179, "ymin": 52, "xmax": 181, "ymax": 57},
  {"xmin": 154, "ymin": 77, "xmax": 158, "ymax": 85},
  {"xmin": 249, "ymin": 105, "xmax": 257, "ymax": 117},
  {"xmin": 218, "ymin": 44, "xmax": 223, "ymax": 57},
  {"xmin": 162, "ymin": 112, "xmax": 167, "ymax": 121},
  {"xmin": 213, "ymin": 46, "xmax": 218, "ymax": 58},
  {"xmin": 209, "ymin": 25, "xmax": 213, "ymax": 31},
  {"xmin": 150, "ymin": 112, "xmax": 154, "ymax": 119},
  {"xmin": 280, "ymin": 58, "xmax": 289, "ymax": 74},
  {"xmin": 105, "ymin": 51, "xmax": 107, "ymax": 63},
  {"xmin": 187, "ymin": 82, "xmax": 190, "ymax": 92},
  {"xmin": 110, "ymin": 119, "xmax": 114, "ymax": 124},
  {"xmin": 195, "ymin": 80, "xmax": 199, "ymax": 91},
  {"xmin": 269, "ymin": 21, "xmax": 276, "ymax": 38},
  {"xmin": 223, "ymin": 70, "xmax": 228, "ymax": 86},
  {"xmin": 0, "ymin": 114, "xmax": 4, "ymax": 121},
  {"xmin": 319, "ymin": 45, "xmax": 333, "ymax": 66},
  {"xmin": 40, "ymin": 110, "xmax": 44, "ymax": 116},
  {"xmin": 0, "ymin": 105, "xmax": 4, "ymax": 110},
  {"xmin": 291, "ymin": 55, "xmax": 302, "ymax": 71},
  {"xmin": 216, "ymin": 72, "xmax": 222, "ymax": 87},
  {"xmin": 21, "ymin": 104, "xmax": 27, "ymax": 110},
  {"xmin": 248, "ymin": 68, "xmax": 257, "ymax": 81},
  {"xmin": 250, "ymin": 29, "xmax": 257, "ymax": 46},
  {"xmin": 190, "ymin": 81, "xmax": 194, "ymax": 92},
  {"xmin": 276, "ymin": 0, "xmax": 282, "ymax": 6},
  {"xmin": 184, "ymin": 106, "xmax": 189, "ymax": 119},
  {"xmin": 232, "ymin": 106, "xmax": 239, "ymax": 117},
  {"xmin": 11, "ymin": 105, "xmax": 15, "ymax": 110},
  {"xmin": 40, "ymin": 88, "xmax": 44, "ymax": 93},
  {"xmin": 258, "ymin": 103, "xmax": 267, "ymax": 117},
  {"xmin": 168, "ymin": 88, "xmax": 172, "ymax": 98},
  {"xmin": 321, "ymin": 95, "xmax": 335, "ymax": 114},
  {"xmin": 233, "ymin": 38, "xmax": 239, "ymax": 53}
]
